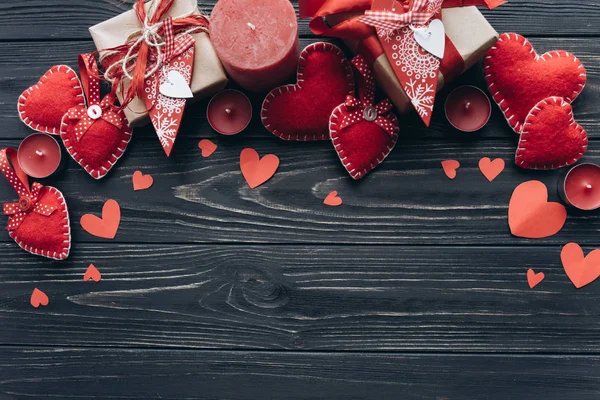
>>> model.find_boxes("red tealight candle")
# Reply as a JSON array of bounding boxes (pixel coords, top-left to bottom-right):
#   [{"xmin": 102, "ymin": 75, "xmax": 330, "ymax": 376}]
[
  {"xmin": 560, "ymin": 163, "xmax": 600, "ymax": 211},
  {"xmin": 445, "ymin": 86, "xmax": 492, "ymax": 132},
  {"xmin": 17, "ymin": 133, "xmax": 62, "ymax": 178},
  {"xmin": 207, "ymin": 89, "xmax": 253, "ymax": 135}
]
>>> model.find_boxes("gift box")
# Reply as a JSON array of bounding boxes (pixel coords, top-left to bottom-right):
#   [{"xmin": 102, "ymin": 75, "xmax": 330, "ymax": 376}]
[{"xmin": 89, "ymin": 0, "xmax": 228, "ymax": 127}]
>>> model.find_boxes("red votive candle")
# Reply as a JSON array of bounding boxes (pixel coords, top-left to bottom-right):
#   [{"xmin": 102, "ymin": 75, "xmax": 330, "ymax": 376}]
[
  {"xmin": 17, "ymin": 133, "xmax": 62, "ymax": 178},
  {"xmin": 210, "ymin": 0, "xmax": 299, "ymax": 92},
  {"xmin": 559, "ymin": 163, "xmax": 600, "ymax": 211},
  {"xmin": 207, "ymin": 89, "xmax": 253, "ymax": 135},
  {"xmin": 445, "ymin": 86, "xmax": 492, "ymax": 132}
]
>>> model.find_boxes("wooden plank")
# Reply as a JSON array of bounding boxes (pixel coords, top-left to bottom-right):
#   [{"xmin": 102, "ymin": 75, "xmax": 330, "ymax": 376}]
[
  {"xmin": 0, "ymin": 37, "xmax": 597, "ymax": 141},
  {"xmin": 0, "ymin": 0, "xmax": 598, "ymax": 40},
  {"xmin": 1, "ymin": 137, "xmax": 599, "ymax": 245},
  {"xmin": 1, "ymin": 243, "xmax": 600, "ymax": 352},
  {"xmin": 1, "ymin": 347, "xmax": 600, "ymax": 399}
]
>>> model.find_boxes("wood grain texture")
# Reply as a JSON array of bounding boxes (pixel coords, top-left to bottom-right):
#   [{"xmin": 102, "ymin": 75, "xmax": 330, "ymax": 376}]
[{"xmin": 1, "ymin": 243, "xmax": 599, "ymax": 352}]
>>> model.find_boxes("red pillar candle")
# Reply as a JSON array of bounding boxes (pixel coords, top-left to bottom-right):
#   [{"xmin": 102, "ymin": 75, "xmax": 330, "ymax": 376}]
[
  {"xmin": 17, "ymin": 133, "xmax": 62, "ymax": 178},
  {"xmin": 207, "ymin": 89, "xmax": 253, "ymax": 135},
  {"xmin": 560, "ymin": 163, "xmax": 600, "ymax": 211},
  {"xmin": 445, "ymin": 86, "xmax": 492, "ymax": 132},
  {"xmin": 210, "ymin": 0, "xmax": 299, "ymax": 92}
]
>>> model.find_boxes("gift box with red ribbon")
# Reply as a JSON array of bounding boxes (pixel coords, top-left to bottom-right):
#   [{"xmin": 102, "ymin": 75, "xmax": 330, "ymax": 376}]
[{"xmin": 301, "ymin": 0, "xmax": 503, "ymax": 126}]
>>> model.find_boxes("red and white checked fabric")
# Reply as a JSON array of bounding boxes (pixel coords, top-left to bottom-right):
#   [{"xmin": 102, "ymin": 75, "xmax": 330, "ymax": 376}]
[
  {"xmin": 359, "ymin": 0, "xmax": 440, "ymax": 31},
  {"xmin": 0, "ymin": 148, "xmax": 56, "ymax": 231},
  {"xmin": 339, "ymin": 55, "xmax": 396, "ymax": 136},
  {"xmin": 162, "ymin": 17, "xmax": 195, "ymax": 61}
]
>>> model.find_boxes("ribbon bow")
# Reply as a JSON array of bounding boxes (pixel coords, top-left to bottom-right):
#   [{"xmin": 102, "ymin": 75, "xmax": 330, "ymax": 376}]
[
  {"xmin": 359, "ymin": 0, "xmax": 440, "ymax": 31},
  {"xmin": 0, "ymin": 148, "xmax": 56, "ymax": 231},
  {"xmin": 339, "ymin": 55, "xmax": 396, "ymax": 136}
]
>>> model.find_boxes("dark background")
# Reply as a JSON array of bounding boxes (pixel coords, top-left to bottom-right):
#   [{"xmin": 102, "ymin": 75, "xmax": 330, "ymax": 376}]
[{"xmin": 1, "ymin": 0, "xmax": 600, "ymax": 398}]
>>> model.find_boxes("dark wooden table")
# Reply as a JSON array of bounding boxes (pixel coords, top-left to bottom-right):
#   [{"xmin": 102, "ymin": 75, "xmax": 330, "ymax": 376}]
[{"xmin": 1, "ymin": 1, "xmax": 600, "ymax": 399}]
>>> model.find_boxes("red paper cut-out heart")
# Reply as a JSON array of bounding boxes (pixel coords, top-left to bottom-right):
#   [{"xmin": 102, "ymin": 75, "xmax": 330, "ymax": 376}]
[
  {"xmin": 479, "ymin": 157, "xmax": 505, "ymax": 182},
  {"xmin": 261, "ymin": 42, "xmax": 354, "ymax": 141},
  {"xmin": 198, "ymin": 139, "xmax": 217, "ymax": 157},
  {"xmin": 484, "ymin": 33, "xmax": 586, "ymax": 133},
  {"xmin": 324, "ymin": 191, "xmax": 342, "ymax": 206},
  {"xmin": 30, "ymin": 288, "xmax": 49, "ymax": 308},
  {"xmin": 441, "ymin": 160, "xmax": 460, "ymax": 179},
  {"xmin": 132, "ymin": 171, "xmax": 154, "ymax": 191},
  {"xmin": 84, "ymin": 264, "xmax": 102, "ymax": 282},
  {"xmin": 80, "ymin": 199, "xmax": 121, "ymax": 239},
  {"xmin": 561, "ymin": 242, "xmax": 600, "ymax": 289},
  {"xmin": 516, "ymin": 97, "xmax": 588, "ymax": 170},
  {"xmin": 508, "ymin": 180, "xmax": 566, "ymax": 239},
  {"xmin": 240, "ymin": 148, "xmax": 280, "ymax": 189},
  {"xmin": 18, "ymin": 66, "xmax": 85, "ymax": 134},
  {"xmin": 527, "ymin": 268, "xmax": 545, "ymax": 289}
]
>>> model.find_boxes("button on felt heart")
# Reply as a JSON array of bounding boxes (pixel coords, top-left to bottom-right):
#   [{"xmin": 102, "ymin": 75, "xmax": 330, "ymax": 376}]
[
  {"xmin": 561, "ymin": 242, "xmax": 600, "ymax": 289},
  {"xmin": 516, "ymin": 97, "xmax": 588, "ymax": 170},
  {"xmin": 80, "ymin": 199, "xmax": 121, "ymax": 239},
  {"xmin": 484, "ymin": 33, "xmax": 586, "ymax": 133},
  {"xmin": 240, "ymin": 148, "xmax": 280, "ymax": 189},
  {"xmin": 18, "ymin": 65, "xmax": 85, "ymax": 134},
  {"xmin": 261, "ymin": 42, "xmax": 354, "ymax": 141}
]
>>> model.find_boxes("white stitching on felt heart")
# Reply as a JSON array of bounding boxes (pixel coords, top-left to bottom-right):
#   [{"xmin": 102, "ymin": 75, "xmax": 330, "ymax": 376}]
[
  {"xmin": 261, "ymin": 42, "xmax": 355, "ymax": 141},
  {"xmin": 484, "ymin": 33, "xmax": 586, "ymax": 134}
]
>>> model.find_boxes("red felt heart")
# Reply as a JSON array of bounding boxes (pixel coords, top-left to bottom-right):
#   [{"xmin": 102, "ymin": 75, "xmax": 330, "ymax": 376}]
[
  {"xmin": 261, "ymin": 42, "xmax": 354, "ymax": 141},
  {"xmin": 329, "ymin": 104, "xmax": 399, "ymax": 180},
  {"xmin": 18, "ymin": 66, "xmax": 85, "ymax": 135},
  {"xmin": 484, "ymin": 33, "xmax": 586, "ymax": 133},
  {"xmin": 515, "ymin": 97, "xmax": 588, "ymax": 170},
  {"xmin": 8, "ymin": 186, "xmax": 71, "ymax": 260}
]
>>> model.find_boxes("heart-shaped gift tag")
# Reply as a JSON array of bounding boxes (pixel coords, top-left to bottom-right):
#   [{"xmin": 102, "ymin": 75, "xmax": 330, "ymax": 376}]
[
  {"xmin": 18, "ymin": 65, "xmax": 85, "ymax": 134},
  {"xmin": 484, "ymin": 33, "xmax": 586, "ymax": 133},
  {"xmin": 413, "ymin": 19, "xmax": 445, "ymax": 59},
  {"xmin": 159, "ymin": 70, "xmax": 194, "ymax": 99},
  {"xmin": 516, "ymin": 97, "xmax": 588, "ymax": 170},
  {"xmin": 262, "ymin": 42, "xmax": 355, "ymax": 141}
]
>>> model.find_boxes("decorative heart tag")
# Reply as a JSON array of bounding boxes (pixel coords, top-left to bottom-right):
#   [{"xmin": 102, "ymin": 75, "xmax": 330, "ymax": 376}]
[
  {"xmin": 441, "ymin": 160, "xmax": 460, "ymax": 179},
  {"xmin": 484, "ymin": 33, "xmax": 586, "ymax": 133},
  {"xmin": 18, "ymin": 65, "xmax": 85, "ymax": 134},
  {"xmin": 527, "ymin": 269, "xmax": 545, "ymax": 289},
  {"xmin": 508, "ymin": 180, "xmax": 567, "ymax": 239},
  {"xmin": 132, "ymin": 171, "xmax": 154, "ymax": 191},
  {"xmin": 240, "ymin": 148, "xmax": 280, "ymax": 189},
  {"xmin": 479, "ymin": 158, "xmax": 505, "ymax": 182},
  {"xmin": 561, "ymin": 242, "xmax": 600, "ymax": 289},
  {"xmin": 516, "ymin": 97, "xmax": 588, "ymax": 170},
  {"xmin": 84, "ymin": 264, "xmax": 102, "ymax": 282},
  {"xmin": 413, "ymin": 19, "xmax": 445, "ymax": 59},
  {"xmin": 80, "ymin": 199, "xmax": 121, "ymax": 239},
  {"xmin": 262, "ymin": 42, "xmax": 354, "ymax": 141},
  {"xmin": 30, "ymin": 288, "xmax": 49, "ymax": 308},
  {"xmin": 159, "ymin": 70, "xmax": 194, "ymax": 99},
  {"xmin": 198, "ymin": 139, "xmax": 217, "ymax": 157},
  {"xmin": 324, "ymin": 191, "xmax": 343, "ymax": 206}
]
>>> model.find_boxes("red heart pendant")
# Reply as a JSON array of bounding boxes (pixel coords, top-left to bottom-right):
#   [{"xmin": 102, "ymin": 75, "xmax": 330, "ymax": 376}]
[
  {"xmin": 516, "ymin": 97, "xmax": 588, "ymax": 170},
  {"xmin": 262, "ymin": 42, "xmax": 355, "ymax": 141},
  {"xmin": 484, "ymin": 33, "xmax": 586, "ymax": 133},
  {"xmin": 18, "ymin": 65, "xmax": 85, "ymax": 134}
]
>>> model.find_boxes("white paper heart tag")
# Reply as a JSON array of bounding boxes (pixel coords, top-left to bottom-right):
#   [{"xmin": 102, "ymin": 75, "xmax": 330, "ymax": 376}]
[
  {"xmin": 159, "ymin": 70, "xmax": 194, "ymax": 99},
  {"xmin": 412, "ymin": 19, "xmax": 445, "ymax": 59}
]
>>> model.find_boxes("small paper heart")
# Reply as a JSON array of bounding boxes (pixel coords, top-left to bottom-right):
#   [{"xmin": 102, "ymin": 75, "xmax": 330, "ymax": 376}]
[
  {"xmin": 324, "ymin": 191, "xmax": 343, "ymax": 206},
  {"xmin": 132, "ymin": 170, "xmax": 153, "ymax": 191},
  {"xmin": 80, "ymin": 199, "xmax": 121, "ymax": 239},
  {"xmin": 526, "ymin": 268, "xmax": 545, "ymax": 289},
  {"xmin": 240, "ymin": 148, "xmax": 280, "ymax": 189},
  {"xmin": 441, "ymin": 160, "xmax": 460, "ymax": 179},
  {"xmin": 413, "ymin": 19, "xmax": 445, "ymax": 59},
  {"xmin": 561, "ymin": 242, "xmax": 600, "ymax": 289},
  {"xmin": 198, "ymin": 139, "xmax": 217, "ymax": 158},
  {"xmin": 159, "ymin": 70, "xmax": 193, "ymax": 99},
  {"xmin": 479, "ymin": 157, "xmax": 505, "ymax": 182},
  {"xmin": 84, "ymin": 264, "xmax": 102, "ymax": 282},
  {"xmin": 30, "ymin": 288, "xmax": 49, "ymax": 308}
]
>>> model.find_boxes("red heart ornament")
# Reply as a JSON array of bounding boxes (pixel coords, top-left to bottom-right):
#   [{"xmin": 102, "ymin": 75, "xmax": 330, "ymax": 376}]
[
  {"xmin": 516, "ymin": 97, "xmax": 588, "ymax": 170},
  {"xmin": 262, "ymin": 42, "xmax": 354, "ymax": 141},
  {"xmin": 18, "ymin": 65, "xmax": 85, "ymax": 134},
  {"xmin": 484, "ymin": 33, "xmax": 586, "ymax": 133},
  {"xmin": 561, "ymin": 242, "xmax": 600, "ymax": 289}
]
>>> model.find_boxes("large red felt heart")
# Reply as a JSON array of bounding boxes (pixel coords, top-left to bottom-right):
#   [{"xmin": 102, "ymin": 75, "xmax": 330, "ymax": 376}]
[
  {"xmin": 18, "ymin": 66, "xmax": 85, "ymax": 135},
  {"xmin": 261, "ymin": 42, "xmax": 354, "ymax": 141},
  {"xmin": 516, "ymin": 97, "xmax": 588, "ymax": 170},
  {"xmin": 484, "ymin": 33, "xmax": 586, "ymax": 133}
]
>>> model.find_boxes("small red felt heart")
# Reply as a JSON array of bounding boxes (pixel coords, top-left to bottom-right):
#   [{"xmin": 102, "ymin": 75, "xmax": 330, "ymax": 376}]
[
  {"xmin": 132, "ymin": 170, "xmax": 153, "ymax": 191},
  {"xmin": 80, "ymin": 199, "xmax": 121, "ymax": 239},
  {"xmin": 516, "ymin": 97, "xmax": 588, "ymax": 170},
  {"xmin": 526, "ymin": 268, "xmax": 545, "ymax": 289},
  {"xmin": 561, "ymin": 243, "xmax": 600, "ymax": 289},
  {"xmin": 261, "ymin": 42, "xmax": 354, "ymax": 141},
  {"xmin": 324, "ymin": 191, "xmax": 342, "ymax": 206},
  {"xmin": 18, "ymin": 66, "xmax": 85, "ymax": 135},
  {"xmin": 30, "ymin": 288, "xmax": 49, "ymax": 308},
  {"xmin": 484, "ymin": 33, "xmax": 586, "ymax": 133},
  {"xmin": 84, "ymin": 264, "xmax": 102, "ymax": 282}
]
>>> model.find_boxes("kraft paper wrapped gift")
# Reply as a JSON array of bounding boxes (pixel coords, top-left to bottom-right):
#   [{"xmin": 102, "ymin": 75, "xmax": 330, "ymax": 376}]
[{"xmin": 89, "ymin": 0, "xmax": 228, "ymax": 127}]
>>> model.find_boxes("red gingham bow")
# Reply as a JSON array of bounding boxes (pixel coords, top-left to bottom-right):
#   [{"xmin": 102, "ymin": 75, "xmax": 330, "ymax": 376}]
[
  {"xmin": 0, "ymin": 148, "xmax": 56, "ymax": 231},
  {"xmin": 359, "ymin": 0, "xmax": 441, "ymax": 31},
  {"xmin": 339, "ymin": 55, "xmax": 396, "ymax": 136},
  {"xmin": 161, "ymin": 17, "xmax": 195, "ymax": 62}
]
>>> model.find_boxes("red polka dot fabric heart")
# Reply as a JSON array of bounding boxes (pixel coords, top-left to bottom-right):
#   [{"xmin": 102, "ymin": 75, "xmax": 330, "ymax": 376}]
[
  {"xmin": 516, "ymin": 97, "xmax": 588, "ymax": 170},
  {"xmin": 262, "ymin": 42, "xmax": 355, "ymax": 141},
  {"xmin": 18, "ymin": 65, "xmax": 85, "ymax": 134},
  {"xmin": 484, "ymin": 33, "xmax": 586, "ymax": 133},
  {"xmin": 1, "ymin": 148, "xmax": 71, "ymax": 260}
]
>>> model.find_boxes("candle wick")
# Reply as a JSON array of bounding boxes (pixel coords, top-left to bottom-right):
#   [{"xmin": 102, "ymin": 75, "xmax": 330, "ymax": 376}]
[
  {"xmin": 247, "ymin": 22, "xmax": 256, "ymax": 31},
  {"xmin": 464, "ymin": 102, "xmax": 471, "ymax": 111},
  {"xmin": 35, "ymin": 150, "xmax": 43, "ymax": 157},
  {"xmin": 586, "ymin": 184, "xmax": 593, "ymax": 190},
  {"xmin": 225, "ymin": 108, "xmax": 232, "ymax": 115}
]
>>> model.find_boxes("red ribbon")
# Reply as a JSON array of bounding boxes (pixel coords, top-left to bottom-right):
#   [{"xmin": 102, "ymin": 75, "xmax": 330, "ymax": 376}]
[{"xmin": 0, "ymin": 148, "xmax": 56, "ymax": 231}]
